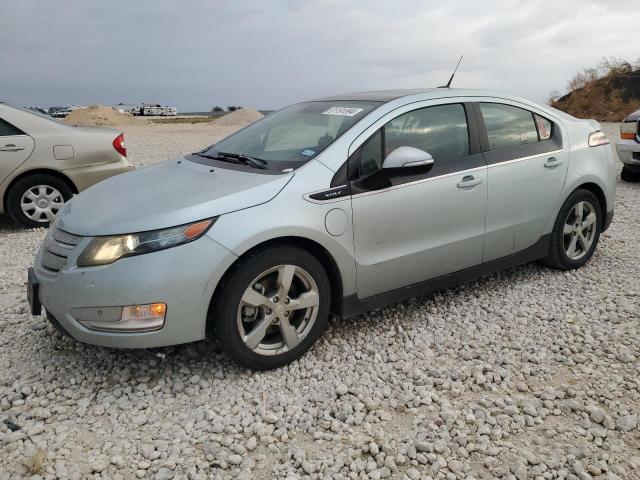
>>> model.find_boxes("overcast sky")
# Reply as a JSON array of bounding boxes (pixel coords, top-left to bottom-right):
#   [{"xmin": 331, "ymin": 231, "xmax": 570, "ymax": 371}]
[{"xmin": 1, "ymin": 0, "xmax": 639, "ymax": 111}]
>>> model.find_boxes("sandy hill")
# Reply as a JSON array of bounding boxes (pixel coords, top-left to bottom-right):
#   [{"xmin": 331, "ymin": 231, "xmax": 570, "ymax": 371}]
[
  {"xmin": 552, "ymin": 66, "xmax": 640, "ymax": 122},
  {"xmin": 214, "ymin": 108, "xmax": 263, "ymax": 126},
  {"xmin": 64, "ymin": 105, "xmax": 146, "ymax": 126}
]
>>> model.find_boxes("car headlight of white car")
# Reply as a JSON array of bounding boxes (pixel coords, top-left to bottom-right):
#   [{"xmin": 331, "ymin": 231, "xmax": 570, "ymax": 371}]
[{"xmin": 77, "ymin": 218, "xmax": 215, "ymax": 267}]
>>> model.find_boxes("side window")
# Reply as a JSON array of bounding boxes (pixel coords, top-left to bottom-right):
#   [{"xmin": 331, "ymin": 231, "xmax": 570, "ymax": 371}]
[
  {"xmin": 534, "ymin": 114, "xmax": 552, "ymax": 141},
  {"xmin": 385, "ymin": 104, "xmax": 469, "ymax": 161},
  {"xmin": 0, "ymin": 118, "xmax": 24, "ymax": 137},
  {"xmin": 480, "ymin": 103, "xmax": 538, "ymax": 150},
  {"xmin": 353, "ymin": 104, "xmax": 469, "ymax": 178}
]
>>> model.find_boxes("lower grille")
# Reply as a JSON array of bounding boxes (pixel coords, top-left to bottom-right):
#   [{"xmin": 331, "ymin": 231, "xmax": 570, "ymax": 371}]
[{"xmin": 40, "ymin": 227, "xmax": 82, "ymax": 272}]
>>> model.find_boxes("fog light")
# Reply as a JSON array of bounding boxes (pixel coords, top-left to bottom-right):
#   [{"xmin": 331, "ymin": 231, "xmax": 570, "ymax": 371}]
[
  {"xmin": 119, "ymin": 303, "xmax": 167, "ymax": 331},
  {"xmin": 122, "ymin": 303, "xmax": 166, "ymax": 321},
  {"xmin": 75, "ymin": 303, "xmax": 167, "ymax": 332}
]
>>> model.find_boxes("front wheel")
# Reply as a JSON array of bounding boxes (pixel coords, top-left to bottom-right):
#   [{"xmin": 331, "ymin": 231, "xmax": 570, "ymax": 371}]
[
  {"xmin": 210, "ymin": 246, "xmax": 331, "ymax": 370},
  {"xmin": 545, "ymin": 189, "xmax": 602, "ymax": 270}
]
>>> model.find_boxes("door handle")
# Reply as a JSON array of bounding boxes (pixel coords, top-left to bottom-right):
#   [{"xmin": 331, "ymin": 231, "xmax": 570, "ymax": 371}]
[
  {"xmin": 544, "ymin": 156, "xmax": 563, "ymax": 168},
  {"xmin": 457, "ymin": 175, "xmax": 483, "ymax": 189},
  {"xmin": 0, "ymin": 144, "xmax": 25, "ymax": 152}
]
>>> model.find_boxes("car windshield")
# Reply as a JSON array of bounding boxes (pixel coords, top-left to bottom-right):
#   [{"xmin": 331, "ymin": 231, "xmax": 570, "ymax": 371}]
[{"xmin": 196, "ymin": 101, "xmax": 380, "ymax": 171}]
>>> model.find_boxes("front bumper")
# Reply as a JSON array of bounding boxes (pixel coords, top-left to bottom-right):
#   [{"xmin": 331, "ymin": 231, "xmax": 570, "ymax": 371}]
[
  {"xmin": 33, "ymin": 233, "xmax": 237, "ymax": 348},
  {"xmin": 63, "ymin": 157, "xmax": 135, "ymax": 192},
  {"xmin": 616, "ymin": 140, "xmax": 640, "ymax": 166}
]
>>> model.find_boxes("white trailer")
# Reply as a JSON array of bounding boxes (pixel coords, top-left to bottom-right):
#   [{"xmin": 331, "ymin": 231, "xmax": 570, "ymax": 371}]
[{"xmin": 141, "ymin": 104, "xmax": 177, "ymax": 116}]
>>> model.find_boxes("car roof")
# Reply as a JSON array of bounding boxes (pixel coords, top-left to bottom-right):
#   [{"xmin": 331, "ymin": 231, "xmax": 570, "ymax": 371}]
[{"xmin": 313, "ymin": 88, "xmax": 513, "ymax": 103}]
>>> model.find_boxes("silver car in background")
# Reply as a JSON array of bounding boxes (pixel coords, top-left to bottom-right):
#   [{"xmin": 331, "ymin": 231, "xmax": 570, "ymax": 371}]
[
  {"xmin": 0, "ymin": 103, "xmax": 133, "ymax": 227},
  {"xmin": 616, "ymin": 108, "xmax": 640, "ymax": 181},
  {"xmin": 28, "ymin": 89, "xmax": 616, "ymax": 369}
]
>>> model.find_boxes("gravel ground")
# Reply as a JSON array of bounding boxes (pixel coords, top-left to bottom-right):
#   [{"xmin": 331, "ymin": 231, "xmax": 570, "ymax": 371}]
[{"xmin": 0, "ymin": 123, "xmax": 638, "ymax": 479}]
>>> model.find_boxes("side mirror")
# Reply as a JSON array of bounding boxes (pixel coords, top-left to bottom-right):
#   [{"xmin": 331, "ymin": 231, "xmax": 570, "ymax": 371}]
[{"xmin": 382, "ymin": 146, "xmax": 434, "ymax": 170}]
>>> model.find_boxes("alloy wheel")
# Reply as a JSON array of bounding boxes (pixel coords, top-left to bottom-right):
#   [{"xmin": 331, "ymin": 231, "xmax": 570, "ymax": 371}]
[
  {"xmin": 563, "ymin": 200, "xmax": 597, "ymax": 261},
  {"xmin": 237, "ymin": 264, "xmax": 320, "ymax": 356},
  {"xmin": 20, "ymin": 185, "xmax": 64, "ymax": 223}
]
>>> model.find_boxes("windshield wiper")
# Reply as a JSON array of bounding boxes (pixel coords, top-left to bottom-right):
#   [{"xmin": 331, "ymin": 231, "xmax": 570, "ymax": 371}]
[
  {"xmin": 193, "ymin": 152, "xmax": 221, "ymax": 160},
  {"xmin": 218, "ymin": 152, "xmax": 268, "ymax": 169},
  {"xmin": 194, "ymin": 151, "xmax": 267, "ymax": 170}
]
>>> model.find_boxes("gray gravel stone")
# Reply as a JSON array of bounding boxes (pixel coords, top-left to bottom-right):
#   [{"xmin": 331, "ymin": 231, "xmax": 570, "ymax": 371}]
[
  {"xmin": 616, "ymin": 415, "xmax": 638, "ymax": 432},
  {"xmin": 154, "ymin": 468, "xmax": 175, "ymax": 480},
  {"xmin": 0, "ymin": 122, "xmax": 637, "ymax": 479}
]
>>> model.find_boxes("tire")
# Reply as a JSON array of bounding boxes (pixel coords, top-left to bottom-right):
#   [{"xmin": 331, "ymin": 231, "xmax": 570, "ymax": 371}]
[
  {"xmin": 621, "ymin": 167, "xmax": 638, "ymax": 182},
  {"xmin": 210, "ymin": 245, "xmax": 331, "ymax": 370},
  {"xmin": 545, "ymin": 189, "xmax": 602, "ymax": 270},
  {"xmin": 6, "ymin": 174, "xmax": 73, "ymax": 228}
]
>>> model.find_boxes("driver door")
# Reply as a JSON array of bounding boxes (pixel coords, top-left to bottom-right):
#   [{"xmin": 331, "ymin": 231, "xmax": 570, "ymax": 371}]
[{"xmin": 350, "ymin": 103, "xmax": 488, "ymax": 299}]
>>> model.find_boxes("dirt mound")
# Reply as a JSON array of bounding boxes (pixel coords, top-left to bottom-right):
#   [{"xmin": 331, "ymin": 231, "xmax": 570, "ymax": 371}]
[
  {"xmin": 214, "ymin": 108, "xmax": 263, "ymax": 127},
  {"xmin": 64, "ymin": 105, "xmax": 146, "ymax": 126},
  {"xmin": 552, "ymin": 66, "xmax": 640, "ymax": 122}
]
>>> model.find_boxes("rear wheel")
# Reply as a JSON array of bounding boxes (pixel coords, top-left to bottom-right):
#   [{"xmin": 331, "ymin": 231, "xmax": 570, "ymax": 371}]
[
  {"xmin": 545, "ymin": 189, "xmax": 601, "ymax": 270},
  {"xmin": 211, "ymin": 246, "xmax": 331, "ymax": 369},
  {"xmin": 6, "ymin": 174, "xmax": 73, "ymax": 228}
]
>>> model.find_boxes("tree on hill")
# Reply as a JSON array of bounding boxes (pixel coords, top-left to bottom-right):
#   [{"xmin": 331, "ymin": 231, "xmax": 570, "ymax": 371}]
[{"xmin": 549, "ymin": 57, "xmax": 640, "ymax": 121}]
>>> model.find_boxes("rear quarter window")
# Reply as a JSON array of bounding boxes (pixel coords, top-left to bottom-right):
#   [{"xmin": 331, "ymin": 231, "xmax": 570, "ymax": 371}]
[
  {"xmin": 534, "ymin": 114, "xmax": 553, "ymax": 141},
  {"xmin": 0, "ymin": 118, "xmax": 24, "ymax": 136}
]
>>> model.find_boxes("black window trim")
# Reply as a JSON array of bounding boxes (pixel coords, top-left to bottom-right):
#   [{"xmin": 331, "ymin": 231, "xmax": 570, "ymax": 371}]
[{"xmin": 473, "ymin": 101, "xmax": 563, "ymax": 166}]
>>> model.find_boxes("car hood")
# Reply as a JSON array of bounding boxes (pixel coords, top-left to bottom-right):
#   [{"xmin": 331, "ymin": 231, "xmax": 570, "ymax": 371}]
[{"xmin": 58, "ymin": 157, "xmax": 293, "ymax": 236}]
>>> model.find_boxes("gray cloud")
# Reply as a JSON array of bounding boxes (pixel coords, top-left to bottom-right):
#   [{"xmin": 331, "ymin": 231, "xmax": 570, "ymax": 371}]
[{"xmin": 0, "ymin": 0, "xmax": 638, "ymax": 110}]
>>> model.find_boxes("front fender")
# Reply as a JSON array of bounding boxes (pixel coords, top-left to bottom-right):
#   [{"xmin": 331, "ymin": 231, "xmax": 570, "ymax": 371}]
[{"xmin": 206, "ymin": 162, "xmax": 357, "ymax": 297}]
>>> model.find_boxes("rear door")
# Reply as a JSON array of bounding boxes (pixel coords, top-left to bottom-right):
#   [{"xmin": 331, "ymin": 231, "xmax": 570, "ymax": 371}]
[
  {"xmin": 0, "ymin": 117, "xmax": 35, "ymax": 182},
  {"xmin": 349, "ymin": 102, "xmax": 488, "ymax": 299},
  {"xmin": 476, "ymin": 102, "xmax": 568, "ymax": 262}
]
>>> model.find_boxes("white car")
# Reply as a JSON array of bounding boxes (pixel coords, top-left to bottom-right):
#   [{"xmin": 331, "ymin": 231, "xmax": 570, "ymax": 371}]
[
  {"xmin": 0, "ymin": 103, "xmax": 133, "ymax": 227},
  {"xmin": 30, "ymin": 88, "xmax": 617, "ymax": 369},
  {"xmin": 617, "ymin": 109, "xmax": 640, "ymax": 181}
]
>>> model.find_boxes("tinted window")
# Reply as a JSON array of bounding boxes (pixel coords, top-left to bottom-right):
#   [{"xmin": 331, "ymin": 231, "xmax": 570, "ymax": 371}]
[
  {"xmin": 480, "ymin": 103, "xmax": 538, "ymax": 150},
  {"xmin": 385, "ymin": 104, "xmax": 469, "ymax": 161},
  {"xmin": 0, "ymin": 118, "xmax": 24, "ymax": 136},
  {"xmin": 354, "ymin": 104, "xmax": 470, "ymax": 178}
]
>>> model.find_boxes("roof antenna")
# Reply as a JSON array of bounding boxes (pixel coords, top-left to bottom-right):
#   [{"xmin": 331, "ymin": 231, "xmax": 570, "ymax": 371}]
[{"xmin": 439, "ymin": 55, "xmax": 464, "ymax": 88}]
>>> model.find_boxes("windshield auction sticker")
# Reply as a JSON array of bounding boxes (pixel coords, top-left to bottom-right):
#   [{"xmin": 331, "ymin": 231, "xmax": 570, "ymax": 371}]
[{"xmin": 322, "ymin": 107, "xmax": 364, "ymax": 116}]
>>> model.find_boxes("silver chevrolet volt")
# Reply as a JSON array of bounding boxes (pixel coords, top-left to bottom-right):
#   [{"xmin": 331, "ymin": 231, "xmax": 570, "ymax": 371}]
[{"xmin": 28, "ymin": 89, "xmax": 617, "ymax": 369}]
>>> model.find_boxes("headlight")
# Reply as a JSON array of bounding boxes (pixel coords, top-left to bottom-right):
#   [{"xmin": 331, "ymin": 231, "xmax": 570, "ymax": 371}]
[{"xmin": 77, "ymin": 218, "xmax": 215, "ymax": 267}]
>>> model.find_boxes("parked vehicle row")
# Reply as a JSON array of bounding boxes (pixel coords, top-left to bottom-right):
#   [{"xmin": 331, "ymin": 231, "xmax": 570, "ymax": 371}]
[
  {"xmin": 26, "ymin": 88, "xmax": 617, "ymax": 369},
  {"xmin": 0, "ymin": 103, "xmax": 133, "ymax": 227}
]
